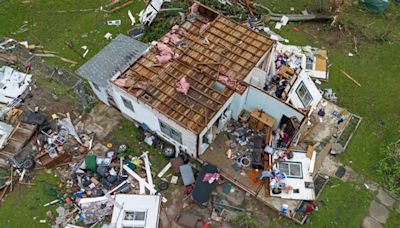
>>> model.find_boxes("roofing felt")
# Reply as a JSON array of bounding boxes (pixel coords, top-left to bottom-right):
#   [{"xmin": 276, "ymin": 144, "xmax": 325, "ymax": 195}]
[
  {"xmin": 114, "ymin": 4, "xmax": 274, "ymax": 133},
  {"xmin": 76, "ymin": 34, "xmax": 148, "ymax": 87}
]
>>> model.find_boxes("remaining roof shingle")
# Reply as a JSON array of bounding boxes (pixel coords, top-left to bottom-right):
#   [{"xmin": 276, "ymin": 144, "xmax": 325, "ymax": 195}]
[{"xmin": 76, "ymin": 34, "xmax": 148, "ymax": 87}]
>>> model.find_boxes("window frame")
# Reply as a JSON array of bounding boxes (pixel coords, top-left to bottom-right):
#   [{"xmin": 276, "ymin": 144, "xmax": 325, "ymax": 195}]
[
  {"xmin": 121, "ymin": 95, "xmax": 135, "ymax": 112},
  {"xmin": 159, "ymin": 120, "xmax": 182, "ymax": 144},
  {"xmin": 122, "ymin": 210, "xmax": 147, "ymax": 228},
  {"xmin": 295, "ymin": 82, "xmax": 313, "ymax": 107},
  {"xmin": 278, "ymin": 161, "xmax": 303, "ymax": 179}
]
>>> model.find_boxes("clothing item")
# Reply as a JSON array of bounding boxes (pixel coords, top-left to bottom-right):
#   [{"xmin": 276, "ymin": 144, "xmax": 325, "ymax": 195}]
[{"xmin": 256, "ymin": 171, "xmax": 273, "ymax": 181}]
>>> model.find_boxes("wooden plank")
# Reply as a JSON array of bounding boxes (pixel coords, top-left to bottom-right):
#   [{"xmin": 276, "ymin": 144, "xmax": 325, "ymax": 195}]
[
  {"xmin": 340, "ymin": 70, "xmax": 361, "ymax": 87},
  {"xmin": 306, "ymin": 145, "xmax": 314, "ymax": 159}
]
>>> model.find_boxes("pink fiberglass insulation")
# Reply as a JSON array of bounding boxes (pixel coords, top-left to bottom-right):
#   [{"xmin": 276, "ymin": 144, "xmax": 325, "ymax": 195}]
[
  {"xmin": 156, "ymin": 42, "xmax": 174, "ymax": 64},
  {"xmin": 176, "ymin": 76, "xmax": 190, "ymax": 95},
  {"xmin": 156, "ymin": 54, "xmax": 172, "ymax": 64},
  {"xmin": 189, "ymin": 3, "xmax": 199, "ymax": 17},
  {"xmin": 218, "ymin": 75, "xmax": 229, "ymax": 84},
  {"xmin": 171, "ymin": 25, "xmax": 180, "ymax": 33},
  {"xmin": 160, "ymin": 36, "xmax": 170, "ymax": 44},
  {"xmin": 199, "ymin": 23, "xmax": 210, "ymax": 35},
  {"xmin": 114, "ymin": 78, "xmax": 127, "ymax": 87}
]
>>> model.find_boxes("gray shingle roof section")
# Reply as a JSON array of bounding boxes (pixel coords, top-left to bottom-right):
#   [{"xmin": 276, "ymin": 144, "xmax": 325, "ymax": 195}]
[{"xmin": 76, "ymin": 34, "xmax": 148, "ymax": 87}]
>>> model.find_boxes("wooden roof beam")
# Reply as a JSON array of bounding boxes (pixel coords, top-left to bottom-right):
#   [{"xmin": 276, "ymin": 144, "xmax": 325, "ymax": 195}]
[
  {"xmin": 168, "ymin": 64, "xmax": 230, "ymax": 98},
  {"xmin": 163, "ymin": 70, "xmax": 224, "ymax": 105},
  {"xmin": 156, "ymin": 73, "xmax": 218, "ymax": 113}
]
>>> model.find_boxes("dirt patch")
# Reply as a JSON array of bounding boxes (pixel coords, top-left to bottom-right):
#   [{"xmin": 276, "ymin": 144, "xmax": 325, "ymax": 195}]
[{"xmin": 23, "ymin": 84, "xmax": 81, "ymax": 117}]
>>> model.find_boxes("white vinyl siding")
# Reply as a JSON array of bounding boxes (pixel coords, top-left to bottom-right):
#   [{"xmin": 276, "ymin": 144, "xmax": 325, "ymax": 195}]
[
  {"xmin": 121, "ymin": 96, "xmax": 134, "ymax": 112},
  {"xmin": 159, "ymin": 120, "xmax": 182, "ymax": 144}
]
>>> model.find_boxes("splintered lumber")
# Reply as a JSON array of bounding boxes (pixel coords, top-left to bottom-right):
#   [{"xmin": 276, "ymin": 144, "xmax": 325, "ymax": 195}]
[
  {"xmin": 157, "ymin": 162, "xmax": 171, "ymax": 178},
  {"xmin": 109, "ymin": 0, "xmax": 134, "ymax": 12},
  {"xmin": 340, "ymin": 70, "xmax": 361, "ymax": 87},
  {"xmin": 0, "ymin": 53, "xmax": 17, "ymax": 64},
  {"xmin": 123, "ymin": 165, "xmax": 156, "ymax": 194},
  {"xmin": 142, "ymin": 152, "xmax": 154, "ymax": 187}
]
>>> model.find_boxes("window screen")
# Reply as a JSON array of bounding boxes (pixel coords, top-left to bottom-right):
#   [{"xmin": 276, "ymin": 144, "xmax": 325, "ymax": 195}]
[{"xmin": 295, "ymin": 82, "xmax": 313, "ymax": 107}]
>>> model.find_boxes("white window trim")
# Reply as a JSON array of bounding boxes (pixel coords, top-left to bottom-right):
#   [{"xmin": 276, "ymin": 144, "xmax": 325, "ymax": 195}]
[
  {"xmin": 295, "ymin": 82, "xmax": 313, "ymax": 107},
  {"xmin": 278, "ymin": 161, "xmax": 303, "ymax": 179}
]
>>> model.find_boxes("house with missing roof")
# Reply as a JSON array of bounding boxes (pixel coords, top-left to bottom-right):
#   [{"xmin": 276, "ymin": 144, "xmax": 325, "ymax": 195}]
[{"xmin": 78, "ymin": 2, "xmax": 339, "ymax": 223}]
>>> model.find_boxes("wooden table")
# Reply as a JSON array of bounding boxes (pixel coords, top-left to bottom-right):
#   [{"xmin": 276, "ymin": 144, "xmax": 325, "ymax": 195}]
[{"xmin": 250, "ymin": 109, "xmax": 275, "ymax": 130}]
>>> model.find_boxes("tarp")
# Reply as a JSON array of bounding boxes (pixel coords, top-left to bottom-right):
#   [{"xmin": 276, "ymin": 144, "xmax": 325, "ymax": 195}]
[
  {"xmin": 362, "ymin": 0, "xmax": 390, "ymax": 13},
  {"xmin": 191, "ymin": 163, "xmax": 218, "ymax": 206}
]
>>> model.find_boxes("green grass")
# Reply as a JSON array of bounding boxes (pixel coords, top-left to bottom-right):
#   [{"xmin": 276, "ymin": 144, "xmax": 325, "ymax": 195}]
[
  {"xmin": 108, "ymin": 118, "xmax": 169, "ymax": 174},
  {"xmin": 306, "ymin": 178, "xmax": 374, "ymax": 227},
  {"xmin": 385, "ymin": 209, "xmax": 400, "ymax": 228},
  {"xmin": 261, "ymin": 0, "xmax": 400, "ymax": 185},
  {"xmin": 254, "ymin": 1, "xmax": 400, "ymax": 226},
  {"xmin": 0, "ymin": 0, "xmax": 145, "ymax": 70},
  {"xmin": 0, "ymin": 171, "xmax": 61, "ymax": 228}
]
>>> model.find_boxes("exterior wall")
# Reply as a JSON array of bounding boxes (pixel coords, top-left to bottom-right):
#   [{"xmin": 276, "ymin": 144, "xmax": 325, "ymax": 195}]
[
  {"xmin": 244, "ymin": 86, "xmax": 305, "ymax": 129},
  {"xmin": 88, "ymin": 81, "xmax": 110, "ymax": 105},
  {"xmin": 110, "ymin": 83, "xmax": 198, "ymax": 157},
  {"xmin": 198, "ymin": 94, "xmax": 235, "ymax": 155},
  {"xmin": 287, "ymin": 71, "xmax": 322, "ymax": 112},
  {"xmin": 230, "ymin": 89, "xmax": 249, "ymax": 120},
  {"xmin": 244, "ymin": 68, "xmax": 268, "ymax": 89}
]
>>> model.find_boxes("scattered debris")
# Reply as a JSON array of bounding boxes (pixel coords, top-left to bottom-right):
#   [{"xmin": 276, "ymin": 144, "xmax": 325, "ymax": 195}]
[
  {"xmin": 104, "ymin": 32, "xmax": 113, "ymax": 40},
  {"xmin": 139, "ymin": 0, "xmax": 166, "ymax": 25},
  {"xmin": 107, "ymin": 20, "xmax": 121, "ymax": 26},
  {"xmin": 127, "ymin": 10, "xmax": 136, "ymax": 26}
]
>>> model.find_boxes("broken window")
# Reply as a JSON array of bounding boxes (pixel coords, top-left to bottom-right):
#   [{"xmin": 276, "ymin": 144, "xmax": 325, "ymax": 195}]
[
  {"xmin": 278, "ymin": 161, "xmax": 303, "ymax": 178},
  {"xmin": 121, "ymin": 96, "xmax": 134, "ymax": 112},
  {"xmin": 159, "ymin": 120, "xmax": 182, "ymax": 144},
  {"xmin": 295, "ymin": 82, "xmax": 313, "ymax": 107}
]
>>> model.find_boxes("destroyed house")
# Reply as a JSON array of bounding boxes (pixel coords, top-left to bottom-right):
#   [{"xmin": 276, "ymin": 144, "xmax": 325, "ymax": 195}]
[
  {"xmin": 108, "ymin": 4, "xmax": 321, "ymax": 157},
  {"xmin": 80, "ymin": 3, "xmax": 329, "ymax": 219}
]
